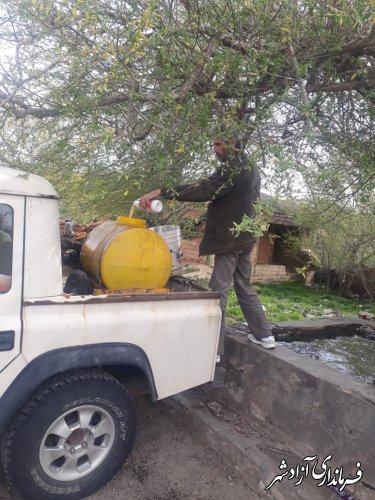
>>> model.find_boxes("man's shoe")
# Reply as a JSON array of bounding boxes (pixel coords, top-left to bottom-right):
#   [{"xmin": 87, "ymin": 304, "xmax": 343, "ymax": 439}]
[{"xmin": 247, "ymin": 334, "xmax": 276, "ymax": 349}]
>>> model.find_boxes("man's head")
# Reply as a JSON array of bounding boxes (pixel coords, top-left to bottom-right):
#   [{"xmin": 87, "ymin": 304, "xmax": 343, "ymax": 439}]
[{"xmin": 211, "ymin": 123, "xmax": 243, "ymax": 162}]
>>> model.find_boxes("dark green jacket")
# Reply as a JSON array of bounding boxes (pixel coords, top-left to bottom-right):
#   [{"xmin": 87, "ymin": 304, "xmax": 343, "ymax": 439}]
[{"xmin": 160, "ymin": 155, "xmax": 260, "ymax": 256}]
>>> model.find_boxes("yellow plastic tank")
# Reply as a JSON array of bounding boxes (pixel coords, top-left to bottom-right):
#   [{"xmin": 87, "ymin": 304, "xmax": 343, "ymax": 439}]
[{"xmin": 81, "ymin": 216, "xmax": 172, "ymax": 290}]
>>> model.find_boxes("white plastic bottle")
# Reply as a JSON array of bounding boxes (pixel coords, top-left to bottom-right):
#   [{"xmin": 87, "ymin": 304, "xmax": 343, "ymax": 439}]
[{"xmin": 133, "ymin": 199, "xmax": 163, "ymax": 213}]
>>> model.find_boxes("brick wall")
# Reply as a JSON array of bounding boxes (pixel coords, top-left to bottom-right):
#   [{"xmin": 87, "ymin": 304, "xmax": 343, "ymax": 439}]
[
  {"xmin": 250, "ymin": 245, "xmax": 257, "ymax": 268},
  {"xmin": 257, "ymin": 234, "xmax": 274, "ymax": 265},
  {"xmin": 180, "ymin": 238, "xmax": 211, "ymax": 265},
  {"xmin": 181, "ymin": 238, "xmax": 258, "ymax": 270},
  {"xmin": 180, "ymin": 231, "xmax": 295, "ymax": 283}
]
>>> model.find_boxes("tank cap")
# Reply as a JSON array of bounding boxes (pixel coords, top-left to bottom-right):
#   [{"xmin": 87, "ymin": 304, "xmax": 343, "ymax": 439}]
[{"xmin": 116, "ymin": 216, "xmax": 146, "ymax": 227}]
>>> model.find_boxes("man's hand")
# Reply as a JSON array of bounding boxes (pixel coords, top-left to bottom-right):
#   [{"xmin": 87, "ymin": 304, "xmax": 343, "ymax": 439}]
[{"xmin": 138, "ymin": 189, "xmax": 162, "ymax": 211}]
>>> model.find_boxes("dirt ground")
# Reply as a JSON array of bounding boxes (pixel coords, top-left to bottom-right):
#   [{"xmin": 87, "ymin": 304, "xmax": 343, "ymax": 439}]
[{"xmin": 0, "ymin": 396, "xmax": 255, "ymax": 500}]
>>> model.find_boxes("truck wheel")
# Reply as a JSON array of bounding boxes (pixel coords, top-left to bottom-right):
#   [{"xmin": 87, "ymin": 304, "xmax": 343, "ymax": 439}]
[
  {"xmin": 63, "ymin": 270, "xmax": 93, "ymax": 295},
  {"xmin": 1, "ymin": 371, "xmax": 137, "ymax": 500}
]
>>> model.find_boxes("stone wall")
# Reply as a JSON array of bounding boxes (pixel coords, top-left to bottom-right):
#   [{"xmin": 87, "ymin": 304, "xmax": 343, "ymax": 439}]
[{"xmin": 214, "ymin": 331, "xmax": 375, "ymax": 496}]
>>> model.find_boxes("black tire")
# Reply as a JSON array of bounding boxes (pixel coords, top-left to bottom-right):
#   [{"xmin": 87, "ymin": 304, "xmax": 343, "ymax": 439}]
[
  {"xmin": 1, "ymin": 371, "xmax": 137, "ymax": 500},
  {"xmin": 63, "ymin": 270, "xmax": 94, "ymax": 295}
]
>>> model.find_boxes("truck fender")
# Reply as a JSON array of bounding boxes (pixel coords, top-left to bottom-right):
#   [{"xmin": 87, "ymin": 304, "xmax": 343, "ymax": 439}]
[{"xmin": 0, "ymin": 343, "xmax": 157, "ymax": 435}]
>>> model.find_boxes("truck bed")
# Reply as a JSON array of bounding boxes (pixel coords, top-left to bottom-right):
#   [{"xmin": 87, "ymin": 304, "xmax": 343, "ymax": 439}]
[
  {"xmin": 24, "ymin": 276, "xmax": 219, "ymax": 304},
  {"xmin": 20, "ymin": 276, "xmax": 221, "ymax": 401}
]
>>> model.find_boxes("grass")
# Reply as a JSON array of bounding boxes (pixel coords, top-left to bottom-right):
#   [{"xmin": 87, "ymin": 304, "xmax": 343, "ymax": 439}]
[
  {"xmin": 181, "ymin": 266, "xmax": 201, "ymax": 274},
  {"xmin": 226, "ymin": 281, "xmax": 375, "ymax": 323}
]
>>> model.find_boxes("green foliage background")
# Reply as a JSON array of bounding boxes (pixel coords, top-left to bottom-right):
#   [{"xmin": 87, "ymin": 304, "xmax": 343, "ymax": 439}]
[{"xmin": 0, "ymin": 0, "xmax": 374, "ymax": 223}]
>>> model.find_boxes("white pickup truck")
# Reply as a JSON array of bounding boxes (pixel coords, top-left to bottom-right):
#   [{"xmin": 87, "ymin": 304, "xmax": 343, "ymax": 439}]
[{"xmin": 0, "ymin": 166, "xmax": 221, "ymax": 500}]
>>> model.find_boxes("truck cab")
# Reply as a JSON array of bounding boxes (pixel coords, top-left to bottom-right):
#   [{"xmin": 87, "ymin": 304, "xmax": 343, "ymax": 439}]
[
  {"xmin": 0, "ymin": 166, "xmax": 221, "ymax": 500},
  {"xmin": 0, "ymin": 167, "xmax": 62, "ymax": 373}
]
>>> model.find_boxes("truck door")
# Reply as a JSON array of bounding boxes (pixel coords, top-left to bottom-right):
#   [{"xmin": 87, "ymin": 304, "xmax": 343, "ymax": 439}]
[{"xmin": 0, "ymin": 196, "xmax": 24, "ymax": 371}]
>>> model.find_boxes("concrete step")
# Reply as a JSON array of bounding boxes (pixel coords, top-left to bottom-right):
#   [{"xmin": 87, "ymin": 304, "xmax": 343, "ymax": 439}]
[
  {"xmin": 253, "ymin": 265, "xmax": 287, "ymax": 276},
  {"xmin": 167, "ymin": 389, "xmax": 339, "ymax": 500},
  {"xmin": 252, "ymin": 264, "xmax": 288, "ymax": 283},
  {"xmin": 206, "ymin": 328, "xmax": 375, "ymax": 500}
]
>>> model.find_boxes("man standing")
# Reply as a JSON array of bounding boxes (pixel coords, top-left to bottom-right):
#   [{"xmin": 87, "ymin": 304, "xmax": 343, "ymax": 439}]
[{"xmin": 139, "ymin": 125, "xmax": 275, "ymax": 359}]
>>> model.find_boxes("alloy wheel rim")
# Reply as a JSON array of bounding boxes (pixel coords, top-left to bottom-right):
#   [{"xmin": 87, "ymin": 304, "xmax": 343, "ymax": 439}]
[{"xmin": 39, "ymin": 405, "xmax": 116, "ymax": 481}]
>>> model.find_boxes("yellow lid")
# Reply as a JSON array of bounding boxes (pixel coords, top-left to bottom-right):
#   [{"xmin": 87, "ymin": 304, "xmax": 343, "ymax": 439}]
[{"xmin": 116, "ymin": 216, "xmax": 145, "ymax": 227}]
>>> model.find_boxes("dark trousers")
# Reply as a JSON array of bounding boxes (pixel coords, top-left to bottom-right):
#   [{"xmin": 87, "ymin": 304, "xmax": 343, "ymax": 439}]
[{"xmin": 209, "ymin": 248, "xmax": 272, "ymax": 355}]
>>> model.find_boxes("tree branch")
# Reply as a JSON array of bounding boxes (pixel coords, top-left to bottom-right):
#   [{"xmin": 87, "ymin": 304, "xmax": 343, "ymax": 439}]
[
  {"xmin": 12, "ymin": 107, "xmax": 60, "ymax": 118},
  {"xmin": 288, "ymin": 43, "xmax": 313, "ymax": 131},
  {"xmin": 132, "ymin": 124, "xmax": 154, "ymax": 142},
  {"xmin": 217, "ymin": 36, "xmax": 248, "ymax": 55},
  {"xmin": 173, "ymin": 39, "xmax": 216, "ymax": 103},
  {"xmin": 315, "ymin": 24, "xmax": 375, "ymax": 61},
  {"xmin": 306, "ymin": 80, "xmax": 373, "ymax": 93}
]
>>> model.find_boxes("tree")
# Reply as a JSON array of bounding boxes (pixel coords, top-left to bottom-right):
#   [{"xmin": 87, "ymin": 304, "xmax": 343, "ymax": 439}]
[
  {"xmin": 282, "ymin": 197, "xmax": 375, "ymax": 297},
  {"xmin": 0, "ymin": 0, "xmax": 374, "ymax": 219}
]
